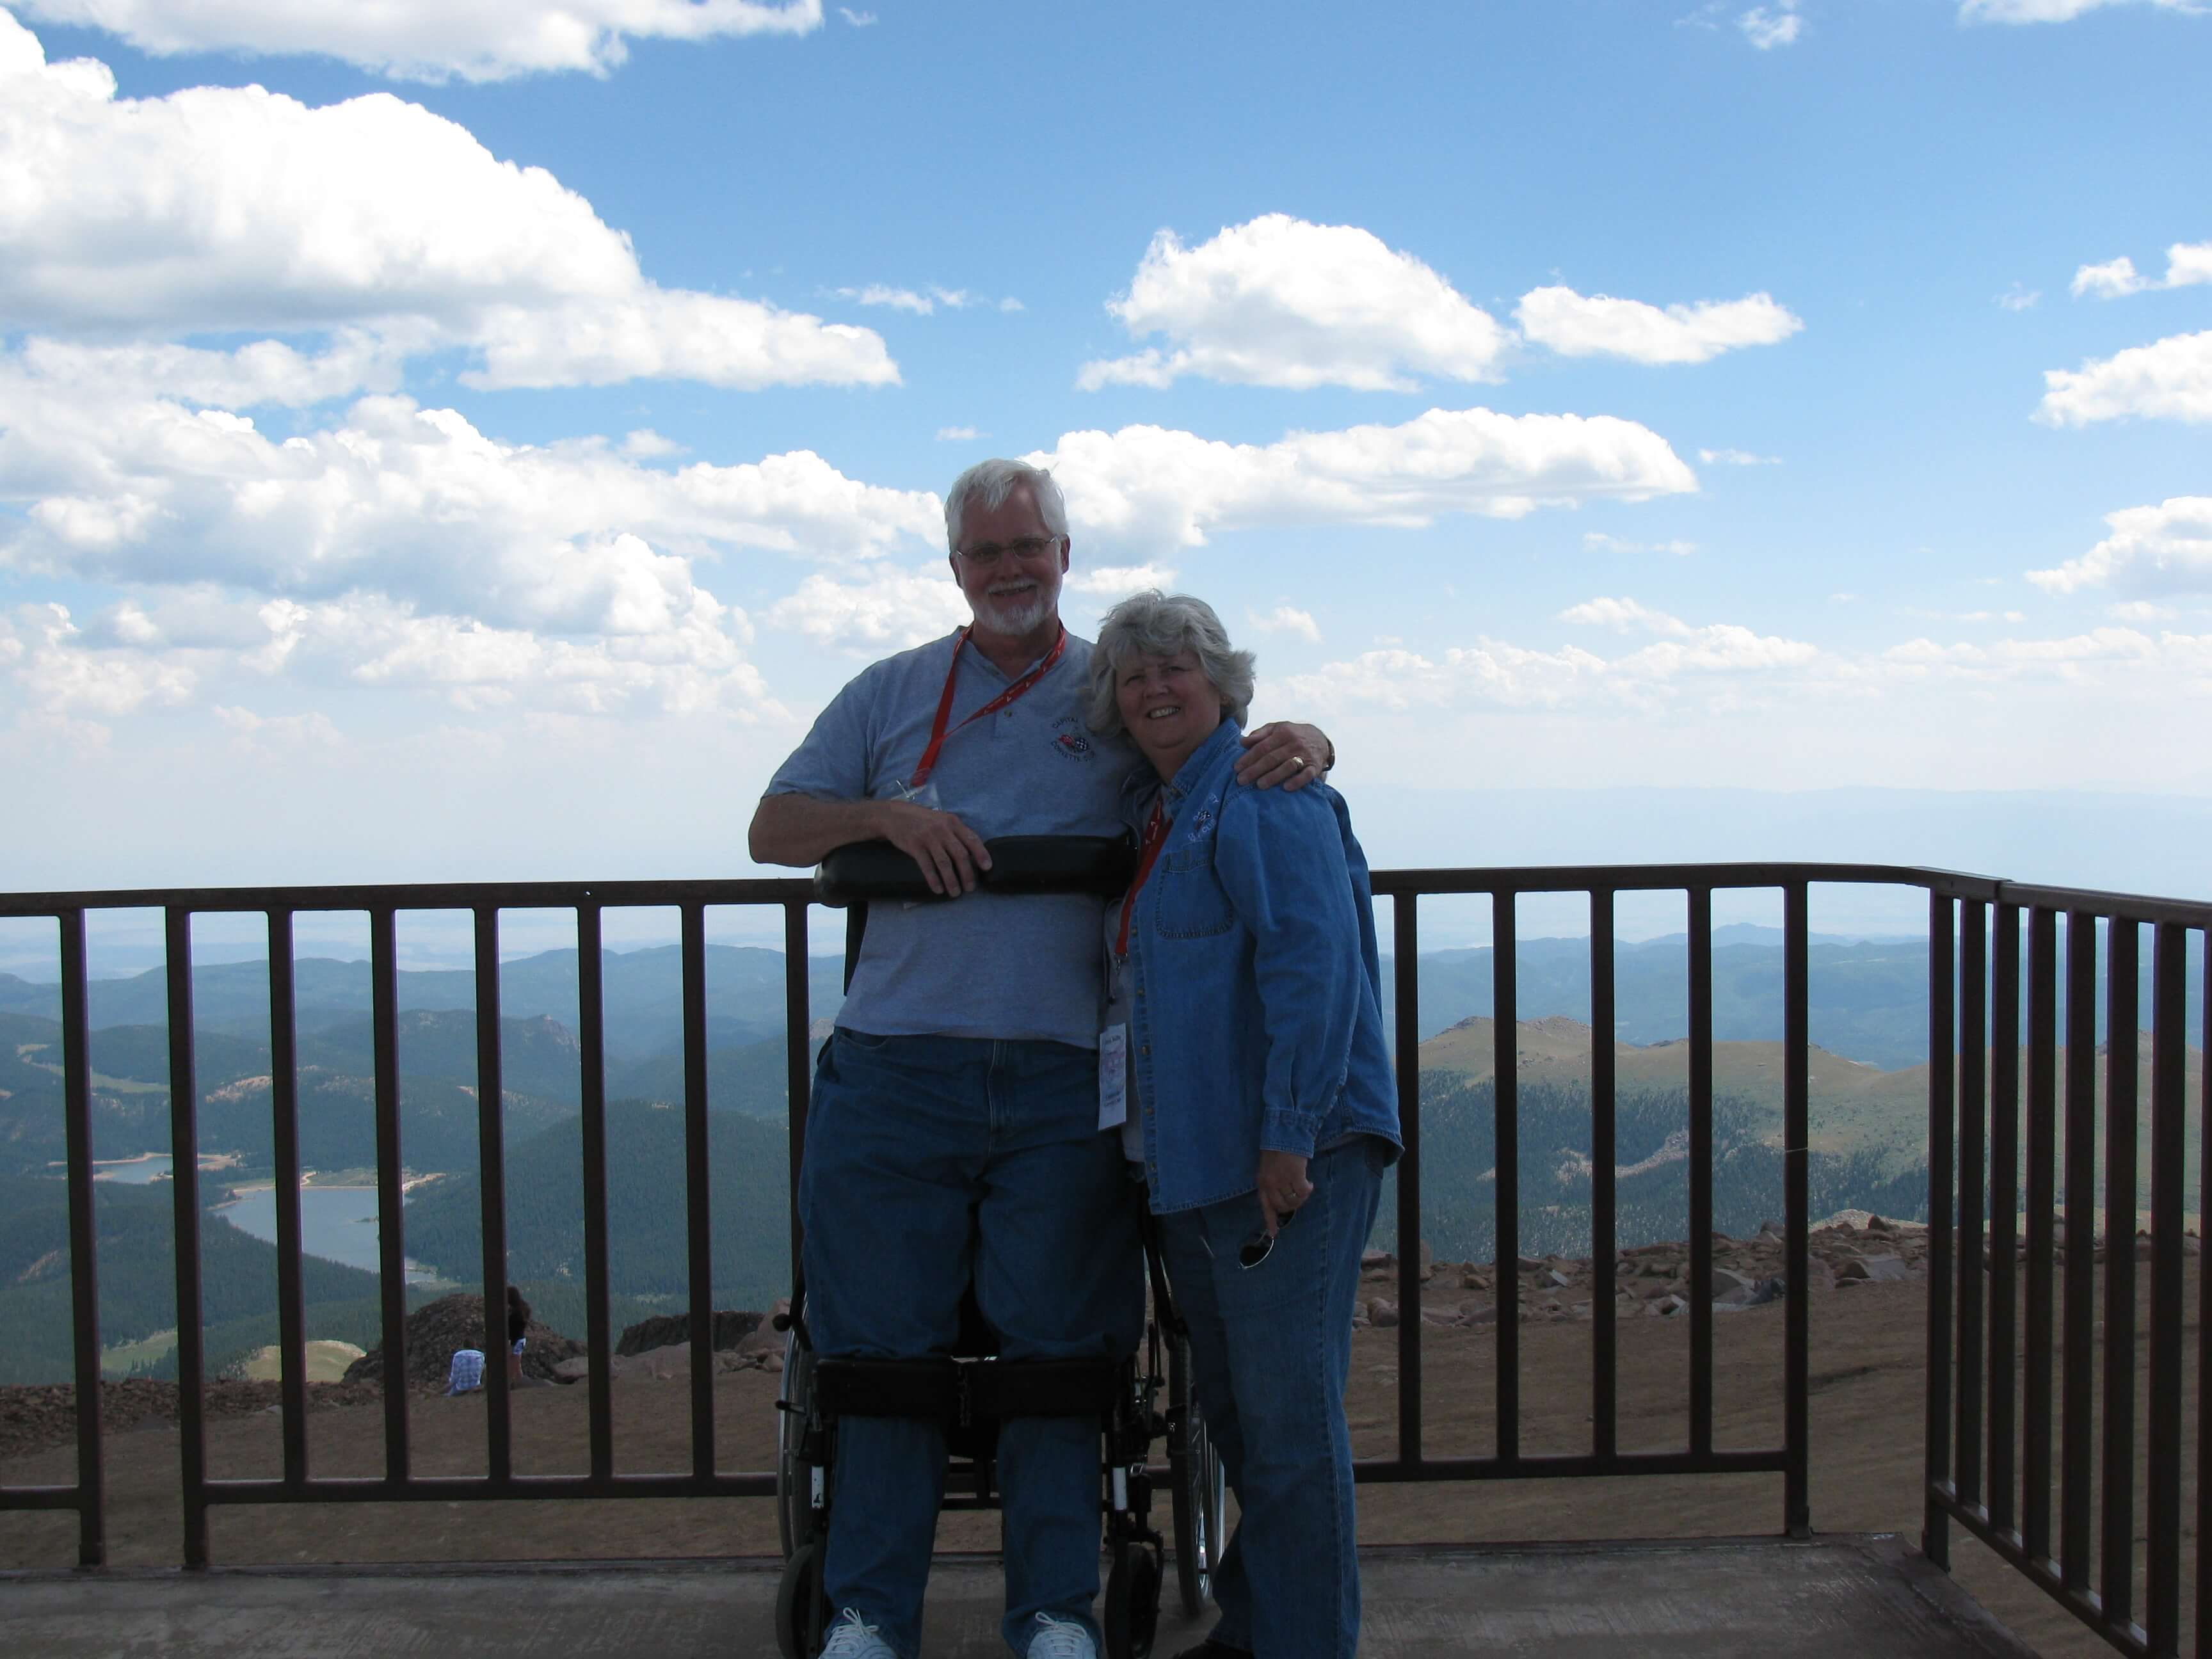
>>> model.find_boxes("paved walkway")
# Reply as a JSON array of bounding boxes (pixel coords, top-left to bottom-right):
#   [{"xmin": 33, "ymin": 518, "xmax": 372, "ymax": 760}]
[{"xmin": 4, "ymin": 1535, "xmax": 2037, "ymax": 1658}]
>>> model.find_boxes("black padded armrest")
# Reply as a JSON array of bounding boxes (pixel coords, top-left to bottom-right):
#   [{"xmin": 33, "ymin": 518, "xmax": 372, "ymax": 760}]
[{"xmin": 814, "ymin": 834, "xmax": 1137, "ymax": 907}]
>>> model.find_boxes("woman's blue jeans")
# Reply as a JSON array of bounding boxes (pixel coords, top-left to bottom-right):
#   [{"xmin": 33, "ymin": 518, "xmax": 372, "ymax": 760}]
[
  {"xmin": 800, "ymin": 1029, "xmax": 1145, "ymax": 1659},
  {"xmin": 1157, "ymin": 1136, "xmax": 1386, "ymax": 1659}
]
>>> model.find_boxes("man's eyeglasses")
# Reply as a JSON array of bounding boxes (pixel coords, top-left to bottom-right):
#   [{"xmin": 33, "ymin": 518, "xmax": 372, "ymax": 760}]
[{"xmin": 956, "ymin": 536, "xmax": 1059, "ymax": 568}]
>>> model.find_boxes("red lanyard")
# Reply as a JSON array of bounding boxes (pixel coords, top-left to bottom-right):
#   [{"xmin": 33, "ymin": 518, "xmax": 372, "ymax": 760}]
[
  {"xmin": 907, "ymin": 625, "xmax": 1068, "ymax": 793},
  {"xmin": 1114, "ymin": 802, "xmax": 1171, "ymax": 959}
]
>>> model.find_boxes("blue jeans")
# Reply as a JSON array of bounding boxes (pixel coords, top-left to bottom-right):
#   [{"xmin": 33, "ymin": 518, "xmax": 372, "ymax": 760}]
[
  {"xmin": 800, "ymin": 1029, "xmax": 1146, "ymax": 1659},
  {"xmin": 1157, "ymin": 1137, "xmax": 1386, "ymax": 1659}
]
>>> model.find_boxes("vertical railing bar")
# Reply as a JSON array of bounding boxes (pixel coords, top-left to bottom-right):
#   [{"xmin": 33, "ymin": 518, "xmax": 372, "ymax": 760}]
[
  {"xmin": 1492, "ymin": 890, "xmax": 1519, "ymax": 1464},
  {"xmin": 1589, "ymin": 890, "xmax": 1617, "ymax": 1461},
  {"xmin": 2140, "ymin": 924, "xmax": 2184, "ymax": 1658},
  {"xmin": 266, "ymin": 910, "xmax": 308, "ymax": 1490},
  {"xmin": 1925, "ymin": 892, "xmax": 1955, "ymax": 1570},
  {"xmin": 472, "ymin": 906, "xmax": 511, "ymax": 1486},
  {"xmin": 2023, "ymin": 906, "xmax": 2057, "ymax": 1564},
  {"xmin": 682, "ymin": 901, "xmax": 715, "ymax": 1479},
  {"xmin": 164, "ymin": 905, "xmax": 210, "ymax": 1567},
  {"xmin": 1783, "ymin": 881, "xmax": 1809, "ymax": 1538},
  {"xmin": 2195, "ymin": 936, "xmax": 2209, "ymax": 1659},
  {"xmin": 369, "ymin": 905, "xmax": 410, "ymax": 1488},
  {"xmin": 58, "ymin": 910, "xmax": 105, "ymax": 1567},
  {"xmin": 783, "ymin": 901, "xmax": 812, "ymax": 1303},
  {"xmin": 1687, "ymin": 888, "xmax": 1714, "ymax": 1459},
  {"xmin": 2058, "ymin": 911, "xmax": 2098, "ymax": 1589},
  {"xmin": 2099, "ymin": 920, "xmax": 2139, "ymax": 1628},
  {"xmin": 1989, "ymin": 904, "xmax": 2021, "ymax": 1535},
  {"xmin": 1392, "ymin": 894, "xmax": 1423, "ymax": 1471},
  {"xmin": 577, "ymin": 903, "xmax": 614, "ymax": 1484},
  {"xmin": 1957, "ymin": 899, "xmax": 1987, "ymax": 1512}
]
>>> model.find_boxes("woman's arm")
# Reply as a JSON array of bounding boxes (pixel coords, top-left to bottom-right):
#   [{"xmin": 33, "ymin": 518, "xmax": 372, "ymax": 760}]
[{"xmin": 1212, "ymin": 782, "xmax": 1372, "ymax": 1174}]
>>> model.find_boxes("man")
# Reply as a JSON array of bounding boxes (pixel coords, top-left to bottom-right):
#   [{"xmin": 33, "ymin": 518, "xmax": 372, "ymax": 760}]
[{"xmin": 749, "ymin": 458, "xmax": 1332, "ymax": 1659}]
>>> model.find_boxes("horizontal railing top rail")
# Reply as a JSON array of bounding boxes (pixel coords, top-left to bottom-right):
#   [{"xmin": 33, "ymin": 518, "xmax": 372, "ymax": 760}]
[{"xmin": 6, "ymin": 862, "xmax": 2209, "ymax": 927}]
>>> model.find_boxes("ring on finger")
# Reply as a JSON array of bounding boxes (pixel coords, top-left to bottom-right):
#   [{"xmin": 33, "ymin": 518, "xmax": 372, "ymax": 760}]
[{"xmin": 1289, "ymin": 755, "xmax": 1307, "ymax": 771}]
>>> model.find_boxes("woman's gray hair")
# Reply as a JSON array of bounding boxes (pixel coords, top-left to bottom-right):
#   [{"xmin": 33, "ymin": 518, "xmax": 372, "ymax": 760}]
[
  {"xmin": 1085, "ymin": 591, "xmax": 1256, "ymax": 736},
  {"xmin": 944, "ymin": 458, "xmax": 1069, "ymax": 553}
]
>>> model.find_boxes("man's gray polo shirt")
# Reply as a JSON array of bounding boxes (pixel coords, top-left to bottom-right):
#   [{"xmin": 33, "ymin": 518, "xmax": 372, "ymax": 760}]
[{"xmin": 765, "ymin": 629, "xmax": 1137, "ymax": 1048}]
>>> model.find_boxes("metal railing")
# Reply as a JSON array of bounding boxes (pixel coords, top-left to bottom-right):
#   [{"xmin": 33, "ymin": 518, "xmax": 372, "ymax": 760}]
[
  {"xmin": 1, "ymin": 863, "xmax": 2204, "ymax": 1659},
  {"xmin": 1920, "ymin": 886, "xmax": 2212, "ymax": 1658}
]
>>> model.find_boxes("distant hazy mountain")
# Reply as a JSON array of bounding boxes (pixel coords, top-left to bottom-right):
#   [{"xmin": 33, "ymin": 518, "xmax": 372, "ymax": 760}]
[{"xmin": 0, "ymin": 945, "xmax": 849, "ymax": 1067}]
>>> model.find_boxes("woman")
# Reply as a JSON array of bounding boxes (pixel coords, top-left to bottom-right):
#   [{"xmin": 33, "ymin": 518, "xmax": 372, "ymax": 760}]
[
  {"xmin": 1087, "ymin": 592, "xmax": 1399, "ymax": 1659},
  {"xmin": 506, "ymin": 1285, "xmax": 531, "ymax": 1385}
]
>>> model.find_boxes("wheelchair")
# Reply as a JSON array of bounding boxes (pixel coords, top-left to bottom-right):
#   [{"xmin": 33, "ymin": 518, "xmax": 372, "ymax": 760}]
[{"xmin": 771, "ymin": 837, "xmax": 1228, "ymax": 1659}]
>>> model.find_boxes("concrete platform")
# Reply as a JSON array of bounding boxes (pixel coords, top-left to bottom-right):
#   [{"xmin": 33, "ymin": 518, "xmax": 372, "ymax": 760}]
[{"xmin": 2, "ymin": 1536, "xmax": 2037, "ymax": 1658}]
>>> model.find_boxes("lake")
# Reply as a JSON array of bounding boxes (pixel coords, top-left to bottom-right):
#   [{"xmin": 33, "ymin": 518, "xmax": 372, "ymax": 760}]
[
  {"xmin": 217, "ymin": 1185, "xmax": 437, "ymax": 1283},
  {"xmin": 93, "ymin": 1154, "xmax": 173, "ymax": 1183}
]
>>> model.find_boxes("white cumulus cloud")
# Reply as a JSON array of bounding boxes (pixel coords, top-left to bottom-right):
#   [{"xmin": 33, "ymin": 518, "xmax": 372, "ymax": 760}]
[
  {"xmin": 1064, "ymin": 564, "xmax": 1180, "ymax": 600},
  {"xmin": 1514, "ymin": 286, "xmax": 1804, "ymax": 365},
  {"xmin": 1247, "ymin": 605, "xmax": 1322, "ymax": 644},
  {"xmin": 1739, "ymin": 6, "xmax": 1803, "ymax": 49},
  {"xmin": 1699, "ymin": 447, "xmax": 1782, "ymax": 465},
  {"xmin": 2, "ymin": 600, "xmax": 198, "ymax": 717},
  {"xmin": 0, "ymin": 15, "xmax": 895, "ymax": 393},
  {"xmin": 0, "ymin": 371, "xmax": 944, "ymax": 623},
  {"xmin": 2037, "ymin": 330, "xmax": 2212, "ymax": 424},
  {"xmin": 765, "ymin": 567, "xmax": 969, "ymax": 653},
  {"xmin": 1078, "ymin": 215, "xmax": 1512, "ymax": 393},
  {"xmin": 1583, "ymin": 532, "xmax": 1696, "ymax": 556},
  {"xmin": 2071, "ymin": 240, "xmax": 2212, "ymax": 298},
  {"xmin": 1960, "ymin": 0, "xmax": 2203, "ymax": 22},
  {"xmin": 1274, "ymin": 599, "xmax": 1820, "ymax": 717},
  {"xmin": 2026, "ymin": 497, "xmax": 2212, "ymax": 595},
  {"xmin": 1032, "ymin": 409, "xmax": 1697, "ymax": 561},
  {"xmin": 11, "ymin": 0, "xmax": 824, "ymax": 83}
]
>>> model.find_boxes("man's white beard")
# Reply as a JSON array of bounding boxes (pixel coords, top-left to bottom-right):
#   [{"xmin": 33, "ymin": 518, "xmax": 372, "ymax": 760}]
[{"xmin": 973, "ymin": 584, "xmax": 1054, "ymax": 636}]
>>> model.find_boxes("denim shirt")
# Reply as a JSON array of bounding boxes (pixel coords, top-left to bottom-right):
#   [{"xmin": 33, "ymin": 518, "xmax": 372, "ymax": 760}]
[{"xmin": 1119, "ymin": 719, "xmax": 1400, "ymax": 1215}]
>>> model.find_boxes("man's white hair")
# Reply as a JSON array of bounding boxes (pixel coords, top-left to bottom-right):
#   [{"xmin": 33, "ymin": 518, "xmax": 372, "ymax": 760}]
[{"xmin": 944, "ymin": 458, "xmax": 1070, "ymax": 554}]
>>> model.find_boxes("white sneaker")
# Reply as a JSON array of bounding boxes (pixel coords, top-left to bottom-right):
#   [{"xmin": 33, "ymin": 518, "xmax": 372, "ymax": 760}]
[
  {"xmin": 820, "ymin": 1607, "xmax": 896, "ymax": 1659},
  {"xmin": 1025, "ymin": 1612, "xmax": 1097, "ymax": 1659}
]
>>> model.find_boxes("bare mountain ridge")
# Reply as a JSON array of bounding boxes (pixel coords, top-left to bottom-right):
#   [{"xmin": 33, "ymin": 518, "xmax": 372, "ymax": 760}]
[{"xmin": 1420, "ymin": 1015, "xmax": 2206, "ymax": 1214}]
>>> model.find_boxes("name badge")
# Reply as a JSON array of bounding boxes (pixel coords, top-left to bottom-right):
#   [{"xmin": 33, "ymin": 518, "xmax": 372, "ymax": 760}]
[{"xmin": 1098, "ymin": 1022, "xmax": 1128, "ymax": 1131}]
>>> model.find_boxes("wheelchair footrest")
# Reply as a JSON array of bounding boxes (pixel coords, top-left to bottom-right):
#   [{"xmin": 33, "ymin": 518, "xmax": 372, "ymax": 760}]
[{"xmin": 812, "ymin": 1356, "xmax": 1121, "ymax": 1425}]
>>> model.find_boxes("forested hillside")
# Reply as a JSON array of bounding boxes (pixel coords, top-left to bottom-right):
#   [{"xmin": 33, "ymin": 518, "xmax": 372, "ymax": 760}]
[
  {"xmin": 0, "ymin": 1172, "xmax": 387, "ymax": 1386},
  {"xmin": 403, "ymin": 1101, "xmax": 794, "ymax": 1315}
]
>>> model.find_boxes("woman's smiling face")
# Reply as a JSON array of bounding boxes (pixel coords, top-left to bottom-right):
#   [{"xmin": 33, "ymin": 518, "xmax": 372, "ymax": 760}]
[{"xmin": 1116, "ymin": 649, "xmax": 1224, "ymax": 778}]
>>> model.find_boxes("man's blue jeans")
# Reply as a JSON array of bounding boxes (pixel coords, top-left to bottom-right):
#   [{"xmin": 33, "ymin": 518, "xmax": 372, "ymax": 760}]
[
  {"xmin": 1157, "ymin": 1136, "xmax": 1387, "ymax": 1659},
  {"xmin": 800, "ymin": 1029, "xmax": 1145, "ymax": 1659}
]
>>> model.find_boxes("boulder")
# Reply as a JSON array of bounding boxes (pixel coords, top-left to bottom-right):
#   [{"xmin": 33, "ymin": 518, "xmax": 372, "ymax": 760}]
[
  {"xmin": 1713, "ymin": 1276, "xmax": 1784, "ymax": 1311},
  {"xmin": 1836, "ymin": 1254, "xmax": 1911, "ymax": 1283},
  {"xmin": 1368, "ymin": 1299, "xmax": 1400, "ymax": 1329},
  {"xmin": 614, "ymin": 1310, "xmax": 764, "ymax": 1358},
  {"xmin": 342, "ymin": 1292, "xmax": 583, "ymax": 1391}
]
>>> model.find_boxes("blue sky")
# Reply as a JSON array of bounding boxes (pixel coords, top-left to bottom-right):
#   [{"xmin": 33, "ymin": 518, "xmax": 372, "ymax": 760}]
[{"xmin": 1, "ymin": 0, "xmax": 2208, "ymax": 919}]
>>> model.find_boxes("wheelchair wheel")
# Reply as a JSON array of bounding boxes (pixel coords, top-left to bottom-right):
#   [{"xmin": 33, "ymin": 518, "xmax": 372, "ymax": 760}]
[
  {"xmin": 776, "ymin": 1321, "xmax": 817, "ymax": 1558},
  {"xmin": 774, "ymin": 1539, "xmax": 830, "ymax": 1659},
  {"xmin": 1103, "ymin": 1536, "xmax": 1163, "ymax": 1659},
  {"xmin": 1167, "ymin": 1334, "xmax": 1226, "ymax": 1616}
]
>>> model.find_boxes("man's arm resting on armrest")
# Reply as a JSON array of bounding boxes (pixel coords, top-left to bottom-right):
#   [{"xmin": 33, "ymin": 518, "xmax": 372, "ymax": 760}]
[{"xmin": 748, "ymin": 791, "xmax": 993, "ymax": 895}]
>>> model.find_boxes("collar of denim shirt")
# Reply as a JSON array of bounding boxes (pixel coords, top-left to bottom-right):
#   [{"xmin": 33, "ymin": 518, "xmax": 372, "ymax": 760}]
[{"xmin": 1118, "ymin": 716, "xmax": 1245, "ymax": 831}]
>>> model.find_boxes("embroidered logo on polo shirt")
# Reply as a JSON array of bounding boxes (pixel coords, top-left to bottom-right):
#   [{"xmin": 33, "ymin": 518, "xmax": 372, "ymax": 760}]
[{"xmin": 1049, "ymin": 716, "xmax": 1095, "ymax": 761}]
